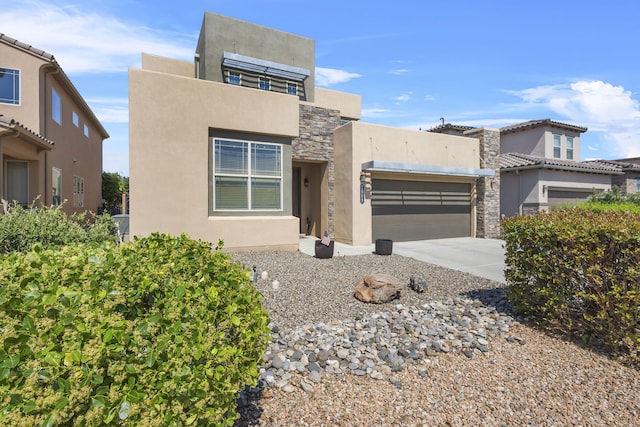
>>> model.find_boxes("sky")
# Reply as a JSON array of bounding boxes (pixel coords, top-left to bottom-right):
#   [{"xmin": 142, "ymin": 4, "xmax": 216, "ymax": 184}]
[{"xmin": 2, "ymin": 0, "xmax": 639, "ymax": 176}]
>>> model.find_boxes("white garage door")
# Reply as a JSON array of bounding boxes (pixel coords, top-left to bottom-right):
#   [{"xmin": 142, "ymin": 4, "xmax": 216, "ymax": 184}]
[{"xmin": 371, "ymin": 179, "xmax": 472, "ymax": 242}]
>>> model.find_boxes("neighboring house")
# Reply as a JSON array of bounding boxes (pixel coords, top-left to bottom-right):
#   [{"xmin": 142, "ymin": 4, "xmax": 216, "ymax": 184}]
[
  {"xmin": 0, "ymin": 34, "xmax": 108, "ymax": 214},
  {"xmin": 601, "ymin": 158, "xmax": 640, "ymax": 194},
  {"xmin": 499, "ymin": 119, "xmax": 617, "ymax": 216},
  {"xmin": 129, "ymin": 12, "xmax": 499, "ymax": 250}
]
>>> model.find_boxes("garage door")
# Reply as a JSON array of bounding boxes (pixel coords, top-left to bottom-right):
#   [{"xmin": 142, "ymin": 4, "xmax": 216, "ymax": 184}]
[
  {"xmin": 371, "ymin": 179, "xmax": 471, "ymax": 242},
  {"xmin": 548, "ymin": 190, "xmax": 591, "ymax": 209}
]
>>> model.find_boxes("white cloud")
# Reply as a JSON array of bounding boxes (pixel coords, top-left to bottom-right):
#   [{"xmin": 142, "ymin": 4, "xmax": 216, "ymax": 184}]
[
  {"xmin": 507, "ymin": 80, "xmax": 640, "ymax": 158},
  {"xmin": 394, "ymin": 92, "xmax": 412, "ymax": 102},
  {"xmin": 315, "ymin": 67, "xmax": 362, "ymax": 86},
  {"xmin": 0, "ymin": 1, "xmax": 195, "ymax": 74},
  {"xmin": 389, "ymin": 69, "xmax": 408, "ymax": 75},
  {"xmin": 87, "ymin": 97, "xmax": 129, "ymax": 123},
  {"xmin": 424, "ymin": 95, "xmax": 435, "ymax": 101},
  {"xmin": 361, "ymin": 108, "xmax": 393, "ymax": 118}
]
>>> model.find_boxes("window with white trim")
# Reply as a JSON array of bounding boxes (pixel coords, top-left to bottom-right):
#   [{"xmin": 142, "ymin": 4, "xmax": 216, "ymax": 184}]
[
  {"xmin": 73, "ymin": 175, "xmax": 85, "ymax": 207},
  {"xmin": 72, "ymin": 111, "xmax": 79, "ymax": 127},
  {"xmin": 553, "ymin": 134, "xmax": 561, "ymax": 158},
  {"xmin": 259, "ymin": 76, "xmax": 271, "ymax": 91},
  {"xmin": 213, "ymin": 139, "xmax": 282, "ymax": 211},
  {"xmin": 52, "ymin": 88, "xmax": 61, "ymax": 124},
  {"xmin": 84, "ymin": 124, "xmax": 89, "ymax": 138},
  {"xmin": 286, "ymin": 82, "xmax": 297, "ymax": 95},
  {"xmin": 0, "ymin": 68, "xmax": 20, "ymax": 105},
  {"xmin": 566, "ymin": 137, "xmax": 574, "ymax": 160},
  {"xmin": 228, "ymin": 71, "xmax": 241, "ymax": 86}
]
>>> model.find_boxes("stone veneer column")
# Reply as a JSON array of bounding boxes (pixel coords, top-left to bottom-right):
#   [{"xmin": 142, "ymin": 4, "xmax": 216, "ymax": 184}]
[
  {"xmin": 465, "ymin": 128, "xmax": 501, "ymax": 239},
  {"xmin": 292, "ymin": 104, "xmax": 341, "ymax": 236}
]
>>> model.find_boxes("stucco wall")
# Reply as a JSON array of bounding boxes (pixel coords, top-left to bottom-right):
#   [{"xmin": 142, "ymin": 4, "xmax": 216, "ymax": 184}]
[
  {"xmin": 500, "ymin": 127, "xmax": 545, "ymax": 156},
  {"xmin": 334, "ymin": 122, "xmax": 482, "ymax": 245},
  {"xmin": 129, "ymin": 67, "xmax": 301, "ymax": 250},
  {"xmin": 196, "ymin": 12, "xmax": 315, "ymax": 101},
  {"xmin": 310, "ymin": 88, "xmax": 361, "ymax": 120},
  {"xmin": 141, "ymin": 53, "xmax": 194, "ymax": 78}
]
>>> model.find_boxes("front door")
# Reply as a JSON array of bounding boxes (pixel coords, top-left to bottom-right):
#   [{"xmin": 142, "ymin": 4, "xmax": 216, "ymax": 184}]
[{"xmin": 6, "ymin": 161, "xmax": 28, "ymax": 207}]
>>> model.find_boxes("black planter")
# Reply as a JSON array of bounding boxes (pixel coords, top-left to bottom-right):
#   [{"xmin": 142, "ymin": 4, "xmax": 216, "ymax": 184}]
[
  {"xmin": 314, "ymin": 240, "xmax": 334, "ymax": 258},
  {"xmin": 375, "ymin": 238, "xmax": 393, "ymax": 255}
]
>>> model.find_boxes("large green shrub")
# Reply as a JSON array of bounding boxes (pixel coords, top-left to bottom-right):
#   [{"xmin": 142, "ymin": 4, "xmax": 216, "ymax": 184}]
[
  {"xmin": 0, "ymin": 233, "xmax": 270, "ymax": 426},
  {"xmin": 503, "ymin": 209, "xmax": 640, "ymax": 355},
  {"xmin": 0, "ymin": 203, "xmax": 118, "ymax": 253}
]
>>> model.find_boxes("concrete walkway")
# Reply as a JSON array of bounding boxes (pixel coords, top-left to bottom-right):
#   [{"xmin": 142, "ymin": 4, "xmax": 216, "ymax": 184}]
[{"xmin": 299, "ymin": 236, "xmax": 506, "ymax": 284}]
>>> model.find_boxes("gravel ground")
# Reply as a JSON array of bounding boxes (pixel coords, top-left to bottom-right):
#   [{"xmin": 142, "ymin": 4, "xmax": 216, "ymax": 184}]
[{"xmin": 229, "ymin": 250, "xmax": 640, "ymax": 426}]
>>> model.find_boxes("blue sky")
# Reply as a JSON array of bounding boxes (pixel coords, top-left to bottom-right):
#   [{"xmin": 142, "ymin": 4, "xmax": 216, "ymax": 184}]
[{"xmin": 3, "ymin": 0, "xmax": 639, "ymax": 175}]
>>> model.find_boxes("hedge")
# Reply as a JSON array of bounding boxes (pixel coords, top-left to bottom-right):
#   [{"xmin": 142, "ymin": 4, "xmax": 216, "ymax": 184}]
[
  {"xmin": 0, "ymin": 233, "xmax": 270, "ymax": 426},
  {"xmin": 502, "ymin": 208, "xmax": 640, "ymax": 356}
]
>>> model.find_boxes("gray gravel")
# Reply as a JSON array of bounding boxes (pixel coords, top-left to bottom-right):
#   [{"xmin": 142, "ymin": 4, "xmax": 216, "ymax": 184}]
[{"xmin": 230, "ymin": 251, "xmax": 508, "ymax": 330}]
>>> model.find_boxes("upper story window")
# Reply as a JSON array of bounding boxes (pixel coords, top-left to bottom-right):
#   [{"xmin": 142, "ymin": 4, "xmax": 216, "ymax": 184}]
[
  {"xmin": 566, "ymin": 137, "xmax": 574, "ymax": 160},
  {"xmin": 72, "ymin": 111, "xmax": 79, "ymax": 127},
  {"xmin": 0, "ymin": 68, "xmax": 20, "ymax": 105},
  {"xmin": 259, "ymin": 76, "xmax": 271, "ymax": 91},
  {"xmin": 228, "ymin": 71, "xmax": 241, "ymax": 86},
  {"xmin": 553, "ymin": 134, "xmax": 561, "ymax": 158},
  {"xmin": 286, "ymin": 82, "xmax": 298, "ymax": 96},
  {"xmin": 213, "ymin": 139, "xmax": 282, "ymax": 211},
  {"xmin": 84, "ymin": 124, "xmax": 89, "ymax": 138},
  {"xmin": 52, "ymin": 88, "xmax": 62, "ymax": 125}
]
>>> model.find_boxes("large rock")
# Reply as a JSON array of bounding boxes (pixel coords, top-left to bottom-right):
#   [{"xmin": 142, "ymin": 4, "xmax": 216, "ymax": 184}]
[{"xmin": 354, "ymin": 273, "xmax": 401, "ymax": 303}]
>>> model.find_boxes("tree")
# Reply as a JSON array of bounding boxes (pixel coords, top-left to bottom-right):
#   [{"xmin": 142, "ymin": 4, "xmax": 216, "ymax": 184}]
[{"xmin": 102, "ymin": 172, "xmax": 129, "ymax": 214}]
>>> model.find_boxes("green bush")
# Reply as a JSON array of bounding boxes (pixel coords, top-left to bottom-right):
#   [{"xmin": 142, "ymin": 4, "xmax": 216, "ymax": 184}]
[
  {"xmin": 0, "ymin": 203, "xmax": 118, "ymax": 253},
  {"xmin": 503, "ymin": 209, "xmax": 640, "ymax": 356},
  {"xmin": 0, "ymin": 233, "xmax": 270, "ymax": 426}
]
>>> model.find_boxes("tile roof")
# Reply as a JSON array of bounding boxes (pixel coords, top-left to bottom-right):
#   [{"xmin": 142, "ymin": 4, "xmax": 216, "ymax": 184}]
[
  {"xmin": 0, "ymin": 33, "xmax": 110, "ymax": 139},
  {"xmin": 586, "ymin": 159, "xmax": 640, "ymax": 171},
  {"xmin": 0, "ymin": 114, "xmax": 54, "ymax": 148},
  {"xmin": 427, "ymin": 123, "xmax": 476, "ymax": 133},
  {"xmin": 499, "ymin": 153, "xmax": 622, "ymax": 175},
  {"xmin": 501, "ymin": 119, "xmax": 588, "ymax": 134}
]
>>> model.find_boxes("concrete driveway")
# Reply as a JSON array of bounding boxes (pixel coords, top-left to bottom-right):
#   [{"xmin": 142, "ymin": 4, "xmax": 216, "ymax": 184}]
[{"xmin": 299, "ymin": 236, "xmax": 506, "ymax": 284}]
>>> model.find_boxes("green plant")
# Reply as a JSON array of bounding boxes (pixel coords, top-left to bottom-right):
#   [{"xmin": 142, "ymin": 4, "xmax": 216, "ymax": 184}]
[
  {"xmin": 0, "ymin": 203, "xmax": 118, "ymax": 253},
  {"xmin": 503, "ymin": 209, "xmax": 640, "ymax": 357},
  {"xmin": 0, "ymin": 233, "xmax": 270, "ymax": 426}
]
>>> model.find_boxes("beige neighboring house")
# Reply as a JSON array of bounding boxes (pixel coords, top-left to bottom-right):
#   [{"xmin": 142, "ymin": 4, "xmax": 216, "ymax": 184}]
[
  {"xmin": 498, "ymin": 119, "xmax": 618, "ymax": 216},
  {"xmin": 0, "ymin": 34, "xmax": 108, "ymax": 215},
  {"xmin": 129, "ymin": 12, "xmax": 499, "ymax": 251}
]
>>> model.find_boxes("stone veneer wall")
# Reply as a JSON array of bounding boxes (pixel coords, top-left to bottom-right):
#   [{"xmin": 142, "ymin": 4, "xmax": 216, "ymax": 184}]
[
  {"xmin": 465, "ymin": 128, "xmax": 501, "ymax": 239},
  {"xmin": 292, "ymin": 104, "xmax": 341, "ymax": 236}
]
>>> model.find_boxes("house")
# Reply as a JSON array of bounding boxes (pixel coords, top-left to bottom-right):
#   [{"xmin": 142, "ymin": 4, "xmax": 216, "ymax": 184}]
[
  {"xmin": 129, "ymin": 12, "xmax": 499, "ymax": 250},
  {"xmin": 499, "ymin": 119, "xmax": 618, "ymax": 216},
  {"xmin": 600, "ymin": 158, "xmax": 640, "ymax": 194},
  {"xmin": 0, "ymin": 34, "xmax": 108, "ymax": 214}
]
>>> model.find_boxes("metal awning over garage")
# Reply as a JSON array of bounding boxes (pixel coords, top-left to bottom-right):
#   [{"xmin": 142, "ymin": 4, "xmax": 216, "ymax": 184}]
[{"xmin": 362, "ymin": 160, "xmax": 495, "ymax": 178}]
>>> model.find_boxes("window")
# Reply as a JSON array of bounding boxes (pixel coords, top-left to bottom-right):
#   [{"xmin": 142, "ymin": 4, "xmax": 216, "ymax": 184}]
[
  {"xmin": 52, "ymin": 167, "xmax": 62, "ymax": 206},
  {"xmin": 286, "ymin": 82, "xmax": 297, "ymax": 95},
  {"xmin": 52, "ymin": 88, "xmax": 61, "ymax": 124},
  {"xmin": 553, "ymin": 134, "xmax": 561, "ymax": 158},
  {"xmin": 566, "ymin": 137, "xmax": 574, "ymax": 160},
  {"xmin": 228, "ymin": 71, "xmax": 241, "ymax": 86},
  {"xmin": 73, "ymin": 175, "xmax": 85, "ymax": 208},
  {"xmin": 259, "ymin": 76, "xmax": 271, "ymax": 91},
  {"xmin": 213, "ymin": 139, "xmax": 282, "ymax": 211},
  {"xmin": 636, "ymin": 179, "xmax": 640, "ymax": 193},
  {"xmin": 0, "ymin": 68, "xmax": 20, "ymax": 104},
  {"xmin": 84, "ymin": 124, "xmax": 89, "ymax": 138},
  {"xmin": 72, "ymin": 111, "xmax": 79, "ymax": 127}
]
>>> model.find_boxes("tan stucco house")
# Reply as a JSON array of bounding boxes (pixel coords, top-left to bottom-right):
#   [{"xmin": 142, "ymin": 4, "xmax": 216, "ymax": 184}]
[
  {"xmin": 129, "ymin": 12, "xmax": 499, "ymax": 250},
  {"xmin": 498, "ymin": 119, "xmax": 618, "ymax": 216},
  {"xmin": 0, "ymin": 34, "xmax": 109, "ymax": 214}
]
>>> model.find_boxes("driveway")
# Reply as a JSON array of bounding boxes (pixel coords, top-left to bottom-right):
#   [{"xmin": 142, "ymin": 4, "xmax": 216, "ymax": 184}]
[{"xmin": 299, "ymin": 236, "xmax": 506, "ymax": 284}]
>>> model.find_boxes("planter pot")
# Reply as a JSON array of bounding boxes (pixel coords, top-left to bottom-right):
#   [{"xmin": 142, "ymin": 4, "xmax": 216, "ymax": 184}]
[
  {"xmin": 375, "ymin": 238, "xmax": 393, "ymax": 255},
  {"xmin": 315, "ymin": 240, "xmax": 334, "ymax": 258}
]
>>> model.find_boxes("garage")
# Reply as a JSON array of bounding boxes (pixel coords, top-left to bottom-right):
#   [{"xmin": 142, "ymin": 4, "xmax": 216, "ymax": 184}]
[
  {"xmin": 371, "ymin": 179, "xmax": 472, "ymax": 242},
  {"xmin": 548, "ymin": 189, "xmax": 592, "ymax": 209}
]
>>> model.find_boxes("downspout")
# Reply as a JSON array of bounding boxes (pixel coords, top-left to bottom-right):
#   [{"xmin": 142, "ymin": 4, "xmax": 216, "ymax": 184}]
[
  {"xmin": 43, "ymin": 64, "xmax": 60, "ymax": 206},
  {"xmin": 516, "ymin": 169, "xmax": 523, "ymax": 215}
]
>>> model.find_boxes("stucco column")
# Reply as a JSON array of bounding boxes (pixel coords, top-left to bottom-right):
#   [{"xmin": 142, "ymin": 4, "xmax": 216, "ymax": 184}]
[{"xmin": 465, "ymin": 128, "xmax": 501, "ymax": 238}]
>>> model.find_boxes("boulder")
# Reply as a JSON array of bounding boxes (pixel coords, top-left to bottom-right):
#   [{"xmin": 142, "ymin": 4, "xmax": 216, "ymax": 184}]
[{"xmin": 354, "ymin": 273, "xmax": 401, "ymax": 303}]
